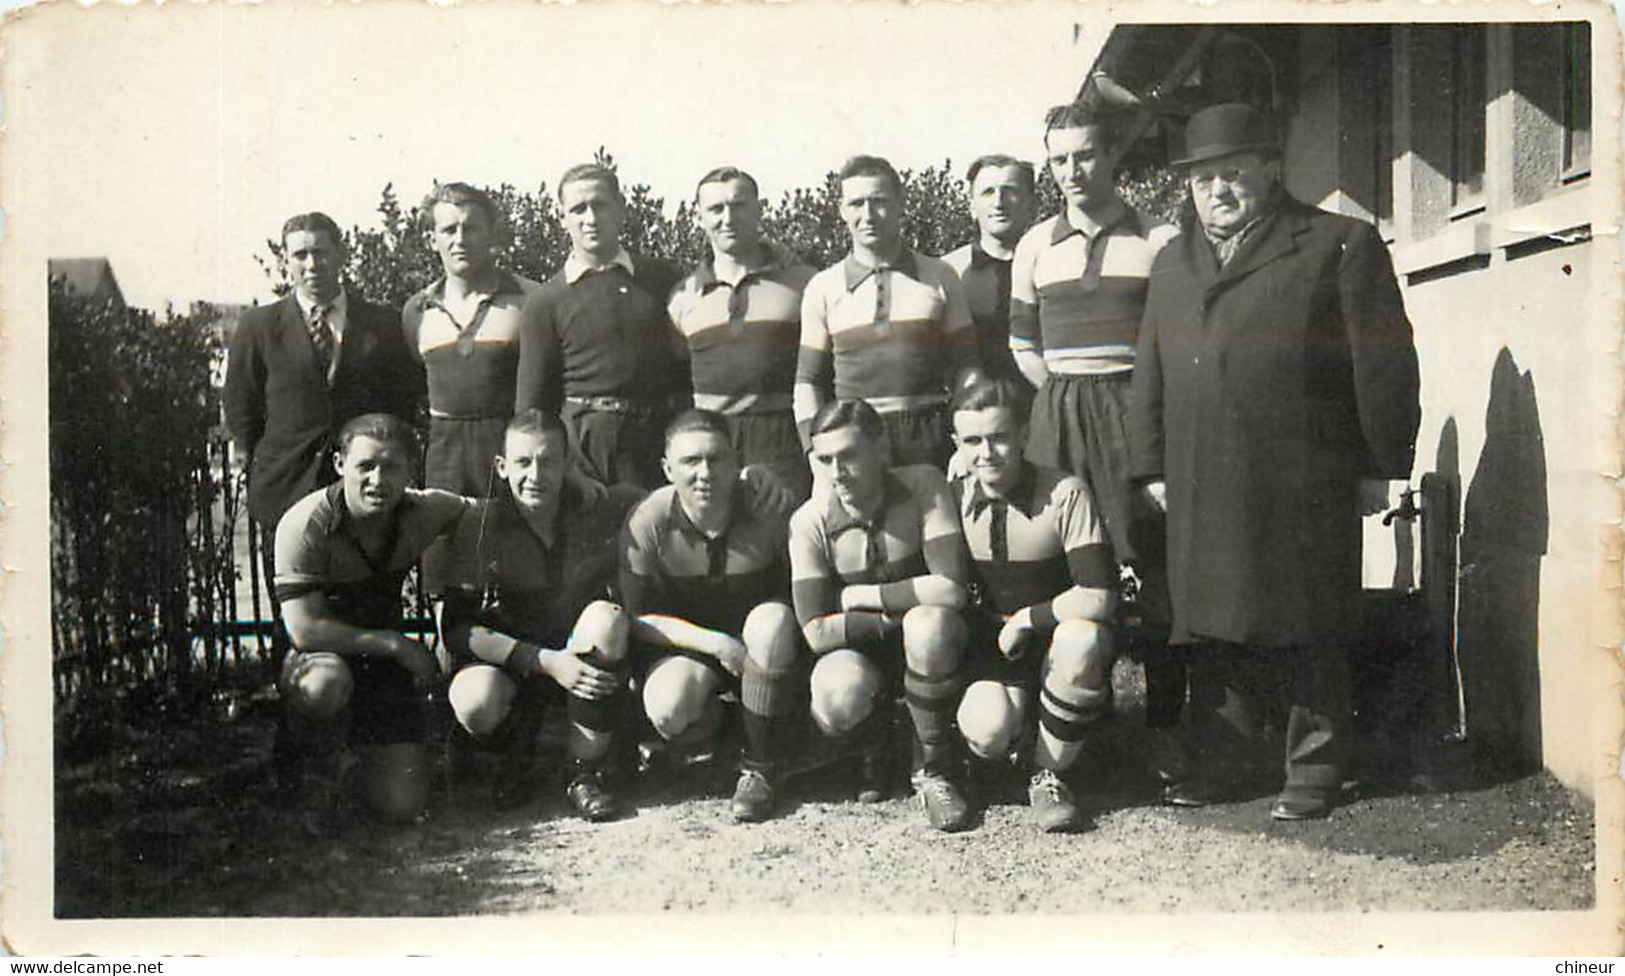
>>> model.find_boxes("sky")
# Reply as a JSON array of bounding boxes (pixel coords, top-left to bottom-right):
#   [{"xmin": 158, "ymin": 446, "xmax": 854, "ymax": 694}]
[{"xmin": 21, "ymin": 2, "xmax": 1101, "ymax": 311}]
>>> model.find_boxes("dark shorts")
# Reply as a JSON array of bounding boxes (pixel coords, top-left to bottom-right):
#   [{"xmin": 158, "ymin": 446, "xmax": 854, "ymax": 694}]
[
  {"xmin": 282, "ymin": 649, "xmax": 427, "ymax": 746},
  {"xmin": 830, "ymin": 630, "xmax": 907, "ymax": 699},
  {"xmin": 562, "ymin": 400, "xmax": 669, "ymax": 491},
  {"xmin": 963, "ymin": 609, "xmax": 1045, "ymax": 692},
  {"xmin": 631, "ymin": 639, "xmax": 740, "ymax": 691},
  {"xmin": 879, "ymin": 404, "xmax": 951, "ymax": 471},
  {"xmin": 1026, "ymin": 371, "xmax": 1141, "ymax": 562},
  {"xmin": 425, "ymin": 415, "xmax": 509, "ymax": 497},
  {"xmin": 728, "ymin": 411, "xmax": 811, "ymax": 505}
]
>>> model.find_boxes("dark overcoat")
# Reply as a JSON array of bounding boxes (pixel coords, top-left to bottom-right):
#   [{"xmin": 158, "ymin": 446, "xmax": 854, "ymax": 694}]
[
  {"xmin": 1127, "ymin": 195, "xmax": 1420, "ymax": 648},
  {"xmin": 223, "ymin": 291, "xmax": 424, "ymax": 527}
]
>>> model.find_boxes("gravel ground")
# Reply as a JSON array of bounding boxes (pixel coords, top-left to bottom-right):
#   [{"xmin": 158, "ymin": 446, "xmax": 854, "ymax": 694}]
[{"xmin": 55, "ymin": 664, "xmax": 1597, "ymax": 921}]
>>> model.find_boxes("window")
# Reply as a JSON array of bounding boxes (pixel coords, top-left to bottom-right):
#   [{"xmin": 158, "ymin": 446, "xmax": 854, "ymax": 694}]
[
  {"xmin": 1449, "ymin": 28, "xmax": 1487, "ymax": 216},
  {"xmin": 1562, "ymin": 22, "xmax": 1591, "ymax": 181}
]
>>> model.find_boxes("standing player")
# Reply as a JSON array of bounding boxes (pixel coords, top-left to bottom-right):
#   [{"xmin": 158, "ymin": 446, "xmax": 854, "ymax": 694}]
[
  {"xmin": 440, "ymin": 409, "xmax": 642, "ymax": 819},
  {"xmin": 669, "ymin": 167, "xmax": 817, "ymax": 504},
  {"xmin": 795, "ymin": 156, "xmax": 980, "ymax": 470},
  {"xmin": 948, "ymin": 376, "xmax": 1118, "ymax": 832},
  {"xmin": 274, "ymin": 414, "xmax": 467, "ymax": 830},
  {"xmin": 788, "ymin": 399, "xmax": 974, "ymax": 831},
  {"xmin": 619, "ymin": 410, "xmax": 803, "ymax": 823},
  {"xmin": 1008, "ymin": 103, "xmax": 1187, "ymax": 787},
  {"xmin": 942, "ymin": 155, "xmax": 1038, "ymax": 386},
  {"xmin": 515, "ymin": 163, "xmax": 686, "ymax": 491}
]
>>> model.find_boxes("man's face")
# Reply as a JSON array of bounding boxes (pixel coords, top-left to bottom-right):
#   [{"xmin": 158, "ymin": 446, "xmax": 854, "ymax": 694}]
[
  {"xmin": 969, "ymin": 165, "xmax": 1036, "ymax": 246},
  {"xmin": 662, "ymin": 428, "xmax": 739, "ymax": 511},
  {"xmin": 285, "ymin": 229, "xmax": 344, "ymax": 304},
  {"xmin": 697, "ymin": 178, "xmax": 764, "ymax": 259},
  {"xmin": 431, "ymin": 201, "xmax": 497, "ymax": 280},
  {"xmin": 1188, "ymin": 151, "xmax": 1280, "ymax": 239},
  {"xmin": 952, "ymin": 405, "xmax": 1026, "ymax": 495},
  {"xmin": 1045, "ymin": 125, "xmax": 1113, "ymax": 211},
  {"xmin": 495, "ymin": 428, "xmax": 568, "ymax": 513},
  {"xmin": 560, "ymin": 178, "xmax": 627, "ymax": 261},
  {"xmin": 809, "ymin": 424, "xmax": 887, "ymax": 513},
  {"xmin": 840, "ymin": 175, "xmax": 903, "ymax": 256},
  {"xmin": 335, "ymin": 434, "xmax": 413, "ymax": 520}
]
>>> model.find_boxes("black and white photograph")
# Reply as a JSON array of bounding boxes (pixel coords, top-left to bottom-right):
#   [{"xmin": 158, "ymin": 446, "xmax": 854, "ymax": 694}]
[{"xmin": 5, "ymin": 0, "xmax": 1621, "ymax": 956}]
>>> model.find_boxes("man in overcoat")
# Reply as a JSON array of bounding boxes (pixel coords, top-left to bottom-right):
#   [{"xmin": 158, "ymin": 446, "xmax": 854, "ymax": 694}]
[{"xmin": 1128, "ymin": 103, "xmax": 1420, "ymax": 820}]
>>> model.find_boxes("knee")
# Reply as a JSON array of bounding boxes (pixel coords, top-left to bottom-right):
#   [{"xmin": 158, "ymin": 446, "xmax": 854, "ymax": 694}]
[
  {"xmin": 743, "ymin": 602, "xmax": 800, "ymax": 669},
  {"xmin": 810, "ymin": 656, "xmax": 879, "ymax": 736},
  {"xmin": 902, "ymin": 605, "xmax": 966, "ymax": 675},
  {"xmin": 287, "ymin": 656, "xmax": 354, "ymax": 721},
  {"xmin": 362, "ymin": 745, "xmax": 429, "ymax": 825},
  {"xmin": 448, "ymin": 666, "xmax": 516, "ymax": 739},
  {"xmin": 570, "ymin": 600, "xmax": 630, "ymax": 665},
  {"xmin": 642, "ymin": 669, "xmax": 710, "ymax": 741},
  {"xmin": 957, "ymin": 681, "xmax": 1022, "ymax": 760},
  {"xmin": 1048, "ymin": 619, "xmax": 1114, "ymax": 688}
]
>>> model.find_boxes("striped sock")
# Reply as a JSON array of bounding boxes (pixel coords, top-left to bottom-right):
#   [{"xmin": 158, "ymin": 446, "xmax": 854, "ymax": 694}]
[
  {"xmin": 904, "ymin": 666, "xmax": 964, "ymax": 771},
  {"xmin": 742, "ymin": 657, "xmax": 799, "ymax": 773}
]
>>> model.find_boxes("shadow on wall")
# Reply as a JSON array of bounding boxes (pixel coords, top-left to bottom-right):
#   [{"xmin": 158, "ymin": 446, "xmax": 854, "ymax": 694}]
[{"xmin": 1455, "ymin": 347, "xmax": 1549, "ymax": 773}]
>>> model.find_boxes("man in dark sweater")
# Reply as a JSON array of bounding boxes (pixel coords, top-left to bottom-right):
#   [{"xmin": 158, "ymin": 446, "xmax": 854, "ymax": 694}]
[{"xmin": 515, "ymin": 163, "xmax": 686, "ymax": 491}]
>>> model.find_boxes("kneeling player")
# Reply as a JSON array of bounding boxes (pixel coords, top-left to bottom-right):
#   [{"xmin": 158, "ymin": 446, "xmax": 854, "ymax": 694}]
[
  {"xmin": 440, "ymin": 409, "xmax": 642, "ymax": 819},
  {"xmin": 789, "ymin": 399, "xmax": 975, "ymax": 832},
  {"xmin": 276, "ymin": 414, "xmax": 469, "ymax": 829},
  {"xmin": 620, "ymin": 410, "xmax": 802, "ymax": 823},
  {"xmin": 948, "ymin": 376, "xmax": 1116, "ymax": 832}
]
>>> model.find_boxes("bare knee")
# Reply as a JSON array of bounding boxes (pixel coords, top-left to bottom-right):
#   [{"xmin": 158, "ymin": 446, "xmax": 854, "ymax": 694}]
[
  {"xmin": 287, "ymin": 655, "xmax": 354, "ymax": 721},
  {"xmin": 448, "ymin": 666, "xmax": 517, "ymax": 738},
  {"xmin": 810, "ymin": 652, "xmax": 880, "ymax": 736},
  {"xmin": 642, "ymin": 661, "xmax": 715, "ymax": 741},
  {"xmin": 742, "ymin": 602, "xmax": 800, "ymax": 670},
  {"xmin": 570, "ymin": 600, "xmax": 631, "ymax": 665},
  {"xmin": 958, "ymin": 681, "xmax": 1023, "ymax": 759},
  {"xmin": 1048, "ymin": 619, "xmax": 1114, "ymax": 689},
  {"xmin": 362, "ymin": 744, "xmax": 429, "ymax": 824},
  {"xmin": 902, "ymin": 605, "xmax": 966, "ymax": 676}
]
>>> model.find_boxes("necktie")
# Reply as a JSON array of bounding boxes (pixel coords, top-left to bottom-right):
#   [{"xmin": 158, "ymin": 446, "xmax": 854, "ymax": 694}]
[
  {"xmin": 988, "ymin": 498, "xmax": 1009, "ymax": 564},
  {"xmin": 309, "ymin": 304, "xmax": 334, "ymax": 381}
]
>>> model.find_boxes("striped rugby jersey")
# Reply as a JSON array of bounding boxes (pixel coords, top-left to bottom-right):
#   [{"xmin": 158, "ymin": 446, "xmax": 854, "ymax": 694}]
[
  {"xmin": 620, "ymin": 484, "xmax": 790, "ymax": 636},
  {"xmin": 794, "ymin": 250, "xmax": 977, "ymax": 426},
  {"xmin": 667, "ymin": 242, "xmax": 816, "ymax": 416},
  {"xmin": 1009, "ymin": 204, "xmax": 1177, "ymax": 376},
  {"xmin": 952, "ymin": 463, "xmax": 1116, "ymax": 617},
  {"xmin": 402, "ymin": 270, "xmax": 542, "ymax": 419}
]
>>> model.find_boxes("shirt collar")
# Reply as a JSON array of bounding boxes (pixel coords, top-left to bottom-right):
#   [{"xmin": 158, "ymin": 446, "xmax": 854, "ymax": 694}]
[
  {"xmin": 962, "ymin": 462, "xmax": 1040, "ymax": 520},
  {"xmin": 694, "ymin": 239, "xmax": 794, "ymax": 293},
  {"xmin": 564, "ymin": 248, "xmax": 636, "ymax": 285},
  {"xmin": 1050, "ymin": 200, "xmax": 1134, "ymax": 245},
  {"xmin": 295, "ymin": 288, "xmax": 348, "ymax": 328},
  {"xmin": 425, "ymin": 269, "xmax": 527, "ymax": 305},
  {"xmin": 842, "ymin": 249, "xmax": 921, "ymax": 292},
  {"xmin": 969, "ymin": 240, "xmax": 1014, "ymax": 270},
  {"xmin": 824, "ymin": 472, "xmax": 907, "ymax": 536},
  {"xmin": 666, "ymin": 488, "xmax": 737, "ymax": 541}
]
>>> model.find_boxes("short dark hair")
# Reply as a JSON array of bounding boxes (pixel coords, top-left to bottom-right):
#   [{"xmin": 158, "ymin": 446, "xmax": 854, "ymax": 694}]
[
  {"xmin": 336, "ymin": 412, "xmax": 420, "ymax": 459},
  {"xmin": 664, "ymin": 408, "xmax": 733, "ymax": 450},
  {"xmin": 952, "ymin": 373, "xmax": 1032, "ymax": 420},
  {"xmin": 694, "ymin": 166, "xmax": 761, "ymax": 202},
  {"xmin": 504, "ymin": 407, "xmax": 567, "ymax": 445},
  {"xmin": 421, "ymin": 182, "xmax": 503, "ymax": 234},
  {"xmin": 281, "ymin": 212, "xmax": 344, "ymax": 250},
  {"xmin": 837, "ymin": 155, "xmax": 903, "ymax": 198},
  {"xmin": 558, "ymin": 163, "xmax": 622, "ymax": 202},
  {"xmin": 1043, "ymin": 102, "xmax": 1118, "ymax": 148},
  {"xmin": 965, "ymin": 155, "xmax": 1036, "ymax": 193},
  {"xmin": 809, "ymin": 398, "xmax": 885, "ymax": 443}
]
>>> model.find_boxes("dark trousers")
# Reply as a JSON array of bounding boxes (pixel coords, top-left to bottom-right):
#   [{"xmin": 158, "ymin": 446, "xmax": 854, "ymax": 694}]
[
  {"xmin": 257, "ymin": 522, "xmax": 291, "ymax": 667},
  {"xmin": 561, "ymin": 400, "xmax": 668, "ymax": 490},
  {"xmin": 1186, "ymin": 640, "xmax": 1352, "ymax": 796}
]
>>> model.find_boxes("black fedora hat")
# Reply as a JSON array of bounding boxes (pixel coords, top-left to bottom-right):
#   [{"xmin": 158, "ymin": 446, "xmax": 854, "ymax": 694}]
[{"xmin": 1173, "ymin": 103, "xmax": 1279, "ymax": 167}]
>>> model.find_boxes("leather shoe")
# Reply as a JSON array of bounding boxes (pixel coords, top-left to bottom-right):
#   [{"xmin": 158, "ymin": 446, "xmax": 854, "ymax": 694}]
[{"xmin": 1270, "ymin": 792, "xmax": 1332, "ymax": 821}]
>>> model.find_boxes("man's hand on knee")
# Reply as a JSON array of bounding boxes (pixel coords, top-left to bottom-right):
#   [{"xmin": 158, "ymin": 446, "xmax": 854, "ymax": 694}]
[{"xmin": 542, "ymin": 648, "xmax": 621, "ymax": 700}]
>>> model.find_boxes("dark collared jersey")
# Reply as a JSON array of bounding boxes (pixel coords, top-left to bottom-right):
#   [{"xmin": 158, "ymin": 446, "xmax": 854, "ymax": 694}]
[
  {"xmin": 402, "ymin": 270, "xmax": 543, "ymax": 419},
  {"xmin": 620, "ymin": 486, "xmax": 790, "ymax": 635},
  {"xmin": 953, "ymin": 463, "xmax": 1116, "ymax": 615},
  {"xmin": 668, "ymin": 243, "xmax": 816, "ymax": 416}
]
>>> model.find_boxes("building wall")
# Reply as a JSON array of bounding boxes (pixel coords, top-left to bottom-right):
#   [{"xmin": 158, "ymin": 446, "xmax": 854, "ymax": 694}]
[{"xmin": 1281, "ymin": 24, "xmax": 1613, "ymax": 797}]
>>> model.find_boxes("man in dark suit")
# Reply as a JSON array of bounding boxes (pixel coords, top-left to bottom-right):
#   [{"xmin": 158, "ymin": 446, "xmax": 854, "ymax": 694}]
[
  {"xmin": 1128, "ymin": 104, "xmax": 1421, "ymax": 821},
  {"xmin": 224, "ymin": 211, "xmax": 424, "ymax": 653}
]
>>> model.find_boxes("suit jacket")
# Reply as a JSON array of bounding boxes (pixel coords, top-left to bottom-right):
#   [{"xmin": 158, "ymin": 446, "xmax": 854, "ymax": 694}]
[
  {"xmin": 224, "ymin": 290, "xmax": 424, "ymax": 527},
  {"xmin": 1127, "ymin": 196, "xmax": 1420, "ymax": 648}
]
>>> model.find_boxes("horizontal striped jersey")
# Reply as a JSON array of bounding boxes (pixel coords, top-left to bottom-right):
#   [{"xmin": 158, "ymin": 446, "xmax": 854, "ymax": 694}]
[
  {"xmin": 274, "ymin": 482, "xmax": 468, "ymax": 631},
  {"xmin": 620, "ymin": 485, "xmax": 790, "ymax": 636},
  {"xmin": 1009, "ymin": 204, "xmax": 1176, "ymax": 376},
  {"xmin": 952, "ymin": 463, "xmax": 1115, "ymax": 617},
  {"xmin": 789, "ymin": 465, "xmax": 969, "ymax": 631},
  {"xmin": 794, "ymin": 250, "xmax": 977, "ymax": 424},
  {"xmin": 402, "ymin": 270, "xmax": 543, "ymax": 419},
  {"xmin": 667, "ymin": 242, "xmax": 816, "ymax": 416}
]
